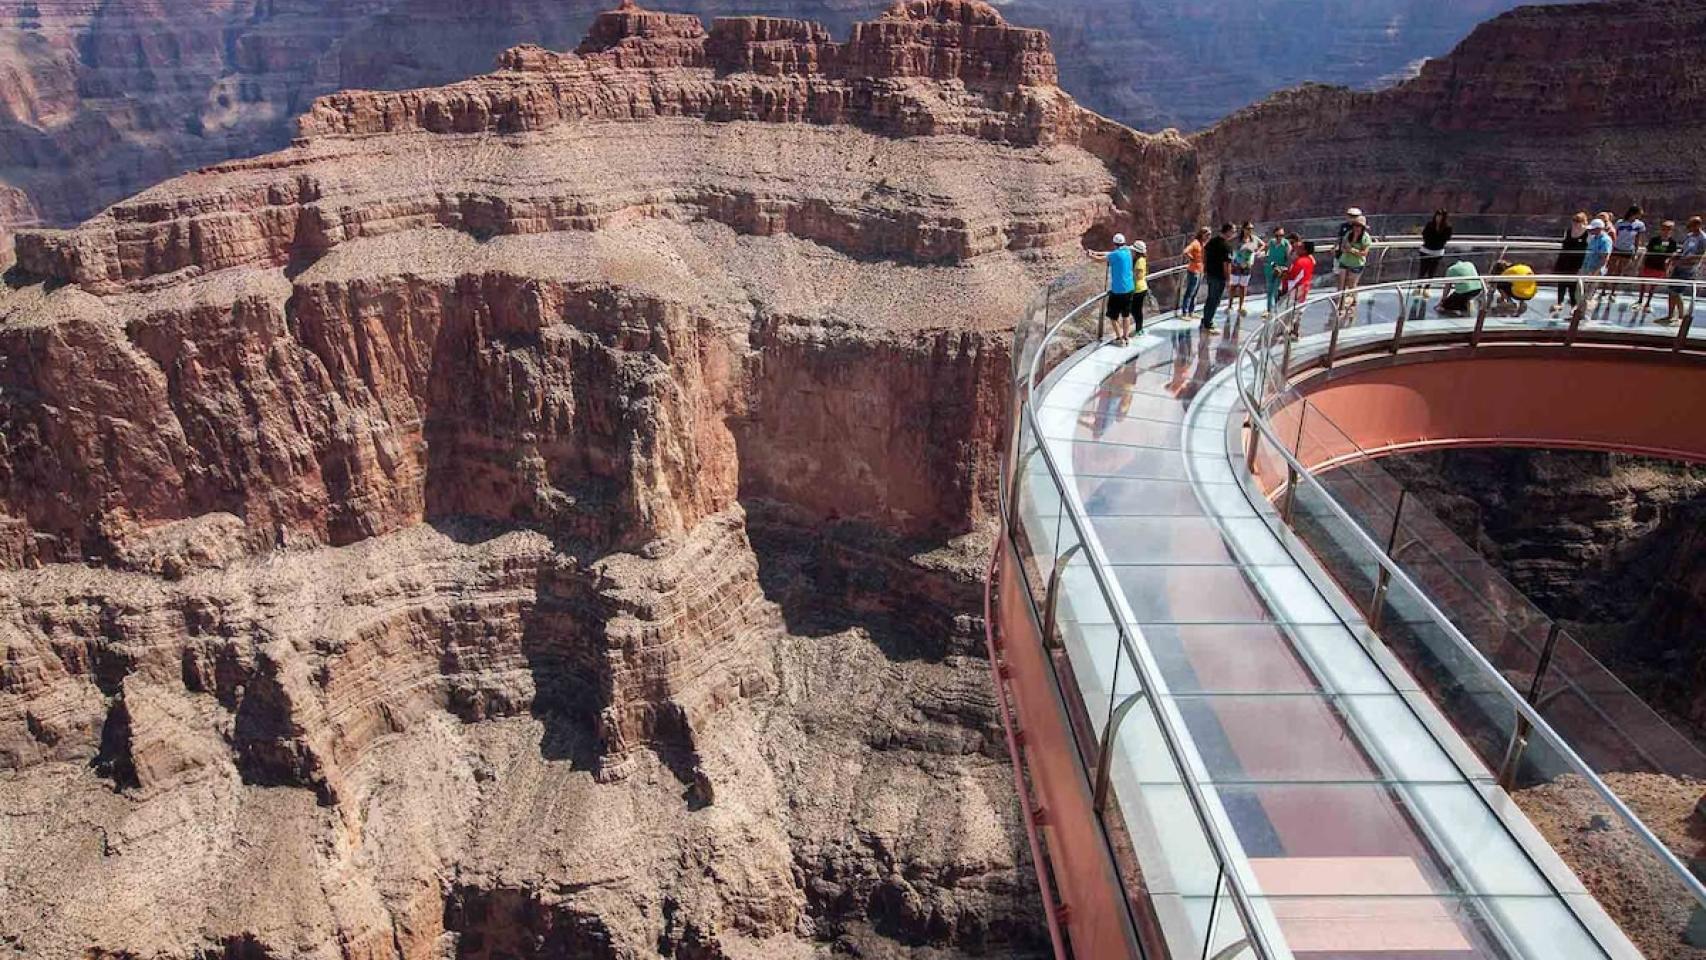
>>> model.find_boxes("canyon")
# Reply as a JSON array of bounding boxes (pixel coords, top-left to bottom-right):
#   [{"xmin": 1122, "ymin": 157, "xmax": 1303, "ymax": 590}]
[
  {"xmin": 0, "ymin": 3, "xmax": 1146, "ymax": 956},
  {"xmin": 1383, "ymin": 449, "xmax": 1706, "ymax": 740},
  {"xmin": 4, "ymin": 0, "xmax": 1706, "ymax": 957},
  {"xmin": 0, "ymin": 0, "xmax": 1574, "ymax": 265},
  {"xmin": 1194, "ymin": 0, "xmax": 1706, "ymax": 218}
]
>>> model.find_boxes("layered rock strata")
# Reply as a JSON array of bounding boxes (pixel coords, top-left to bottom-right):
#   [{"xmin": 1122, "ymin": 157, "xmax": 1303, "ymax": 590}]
[
  {"xmin": 1194, "ymin": 0, "xmax": 1706, "ymax": 218},
  {"xmin": 0, "ymin": 0, "xmax": 1568, "ymax": 269},
  {"xmin": 0, "ymin": 3, "xmax": 1140, "ymax": 956},
  {"xmin": 1382, "ymin": 448, "xmax": 1706, "ymax": 737}
]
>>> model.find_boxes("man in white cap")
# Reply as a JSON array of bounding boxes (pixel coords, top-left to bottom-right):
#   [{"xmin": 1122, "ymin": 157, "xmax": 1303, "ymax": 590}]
[
  {"xmin": 1088, "ymin": 233, "xmax": 1148, "ymax": 345},
  {"xmin": 1580, "ymin": 217, "xmax": 1614, "ymax": 315}
]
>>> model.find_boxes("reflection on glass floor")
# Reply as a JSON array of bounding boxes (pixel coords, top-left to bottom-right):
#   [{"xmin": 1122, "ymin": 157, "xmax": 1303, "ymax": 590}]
[{"xmin": 1020, "ymin": 313, "xmax": 1636, "ymax": 959}]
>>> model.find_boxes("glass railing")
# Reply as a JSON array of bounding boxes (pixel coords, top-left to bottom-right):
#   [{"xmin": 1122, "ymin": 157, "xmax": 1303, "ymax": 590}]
[
  {"xmin": 1010, "ymin": 289, "xmax": 1271, "ymax": 960},
  {"xmin": 1004, "ymin": 224, "xmax": 1705, "ymax": 960},
  {"xmin": 1235, "ymin": 271, "xmax": 1706, "ymax": 959}
]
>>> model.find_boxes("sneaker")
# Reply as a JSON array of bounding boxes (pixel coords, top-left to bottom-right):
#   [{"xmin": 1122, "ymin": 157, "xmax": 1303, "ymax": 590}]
[
  {"xmin": 1657, "ymin": 315, "xmax": 1677, "ymax": 326},
  {"xmin": 1202, "ymin": 324, "xmax": 1218, "ymax": 335}
]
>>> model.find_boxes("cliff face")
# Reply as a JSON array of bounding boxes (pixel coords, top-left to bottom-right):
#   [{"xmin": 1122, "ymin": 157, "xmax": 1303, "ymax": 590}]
[
  {"xmin": 0, "ymin": 0, "xmax": 1577, "ymax": 269},
  {"xmin": 1192, "ymin": 0, "xmax": 1706, "ymax": 218},
  {"xmin": 0, "ymin": 3, "xmax": 1153, "ymax": 956},
  {"xmin": 1382, "ymin": 449, "xmax": 1706, "ymax": 737}
]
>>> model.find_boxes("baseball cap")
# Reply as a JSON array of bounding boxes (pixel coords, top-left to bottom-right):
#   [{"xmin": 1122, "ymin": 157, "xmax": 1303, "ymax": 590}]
[
  {"xmin": 1113, "ymin": 233, "xmax": 1127, "ymax": 245},
  {"xmin": 1132, "ymin": 240, "xmax": 1147, "ymax": 255},
  {"xmin": 1588, "ymin": 218, "xmax": 1606, "ymax": 230},
  {"xmin": 1347, "ymin": 207, "xmax": 1363, "ymax": 217}
]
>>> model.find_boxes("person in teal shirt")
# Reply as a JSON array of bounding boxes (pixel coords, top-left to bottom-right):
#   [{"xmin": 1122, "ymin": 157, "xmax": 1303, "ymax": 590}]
[
  {"xmin": 1437, "ymin": 260, "xmax": 1484, "ymax": 316},
  {"xmin": 1262, "ymin": 225, "xmax": 1290, "ymax": 315}
]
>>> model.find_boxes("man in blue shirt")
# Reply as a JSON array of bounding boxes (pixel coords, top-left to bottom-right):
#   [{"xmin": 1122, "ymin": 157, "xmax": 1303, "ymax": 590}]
[
  {"xmin": 1089, "ymin": 233, "xmax": 1146, "ymax": 345},
  {"xmin": 1580, "ymin": 218, "xmax": 1614, "ymax": 317}
]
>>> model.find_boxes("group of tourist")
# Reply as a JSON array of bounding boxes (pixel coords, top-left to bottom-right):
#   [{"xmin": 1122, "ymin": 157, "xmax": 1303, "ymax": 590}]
[
  {"xmin": 1423, "ymin": 205, "xmax": 1706, "ymax": 323},
  {"xmin": 1545, "ymin": 206, "xmax": 1706, "ymax": 324},
  {"xmin": 1091, "ymin": 221, "xmax": 1318, "ymax": 339},
  {"xmin": 1090, "ymin": 203, "xmax": 1706, "ymax": 340}
]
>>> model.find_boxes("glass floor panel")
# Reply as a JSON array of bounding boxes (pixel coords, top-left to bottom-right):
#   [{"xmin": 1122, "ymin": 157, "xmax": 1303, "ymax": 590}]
[
  {"xmin": 1063, "ymin": 413, "xmax": 1184, "ymax": 449},
  {"xmin": 1143, "ymin": 624, "xmax": 1395, "ymax": 696},
  {"xmin": 1176, "ymin": 892, "xmax": 1608, "ymax": 959},
  {"xmin": 1068, "ymin": 440, "xmax": 1195, "ymax": 481},
  {"xmin": 1078, "ymin": 476, "xmax": 1212, "ymax": 517}
]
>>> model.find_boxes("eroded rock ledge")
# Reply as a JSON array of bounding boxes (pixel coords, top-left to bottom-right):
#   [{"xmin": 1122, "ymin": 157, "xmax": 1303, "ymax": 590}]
[{"xmin": 0, "ymin": 3, "xmax": 1087, "ymax": 957}]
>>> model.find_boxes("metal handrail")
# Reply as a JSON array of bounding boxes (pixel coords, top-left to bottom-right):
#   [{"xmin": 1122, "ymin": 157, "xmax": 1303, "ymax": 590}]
[
  {"xmin": 1231, "ymin": 274, "xmax": 1706, "ymax": 913},
  {"xmin": 1021, "ymin": 283, "xmax": 1279, "ymax": 960},
  {"xmin": 1008, "ymin": 232, "xmax": 1705, "ymax": 957}
]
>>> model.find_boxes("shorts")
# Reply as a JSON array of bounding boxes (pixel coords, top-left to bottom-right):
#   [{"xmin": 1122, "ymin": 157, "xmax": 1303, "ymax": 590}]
[
  {"xmin": 1105, "ymin": 291, "xmax": 1136, "ymax": 320},
  {"xmin": 1339, "ymin": 264, "xmax": 1365, "ymax": 275},
  {"xmin": 1641, "ymin": 266, "xmax": 1667, "ymax": 280},
  {"xmin": 1670, "ymin": 276, "xmax": 1697, "ymax": 296},
  {"xmin": 1230, "ymin": 269, "xmax": 1252, "ymax": 287},
  {"xmin": 1608, "ymin": 252, "xmax": 1635, "ymax": 273}
]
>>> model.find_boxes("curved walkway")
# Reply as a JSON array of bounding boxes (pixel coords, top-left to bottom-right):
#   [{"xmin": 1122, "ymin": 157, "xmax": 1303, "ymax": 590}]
[
  {"xmin": 1028, "ymin": 316, "xmax": 1618, "ymax": 959},
  {"xmin": 1015, "ymin": 269, "xmax": 1706, "ymax": 958}
]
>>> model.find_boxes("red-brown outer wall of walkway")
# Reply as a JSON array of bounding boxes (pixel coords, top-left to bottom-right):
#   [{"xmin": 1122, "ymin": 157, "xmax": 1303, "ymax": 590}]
[
  {"xmin": 995, "ymin": 538, "xmax": 1146, "ymax": 960},
  {"xmin": 1280, "ymin": 345, "xmax": 1706, "ymax": 469}
]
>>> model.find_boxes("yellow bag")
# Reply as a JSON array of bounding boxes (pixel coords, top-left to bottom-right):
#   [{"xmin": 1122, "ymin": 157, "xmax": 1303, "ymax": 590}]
[{"xmin": 1505, "ymin": 263, "xmax": 1537, "ymax": 301}]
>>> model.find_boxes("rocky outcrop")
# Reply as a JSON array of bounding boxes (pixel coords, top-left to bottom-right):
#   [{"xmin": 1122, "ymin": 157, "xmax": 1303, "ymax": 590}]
[
  {"xmin": 1, "ymin": 0, "xmax": 1199, "ymax": 569},
  {"xmin": 0, "ymin": 4, "xmax": 1085, "ymax": 956},
  {"xmin": 1192, "ymin": 0, "xmax": 1706, "ymax": 218},
  {"xmin": 0, "ymin": 0, "xmax": 1563, "ymax": 260},
  {"xmin": 1382, "ymin": 448, "xmax": 1706, "ymax": 736},
  {"xmin": 1, "ymin": 514, "xmax": 1038, "ymax": 958}
]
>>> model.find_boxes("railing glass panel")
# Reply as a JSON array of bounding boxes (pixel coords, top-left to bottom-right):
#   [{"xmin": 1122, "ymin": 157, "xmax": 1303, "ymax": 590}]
[{"xmin": 1004, "ymin": 222, "xmax": 1703, "ymax": 960}]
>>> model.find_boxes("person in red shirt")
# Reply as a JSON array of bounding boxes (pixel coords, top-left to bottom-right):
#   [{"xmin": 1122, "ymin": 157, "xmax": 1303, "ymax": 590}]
[
  {"xmin": 1281, "ymin": 237, "xmax": 1316, "ymax": 337},
  {"xmin": 1284, "ymin": 237, "xmax": 1316, "ymax": 306}
]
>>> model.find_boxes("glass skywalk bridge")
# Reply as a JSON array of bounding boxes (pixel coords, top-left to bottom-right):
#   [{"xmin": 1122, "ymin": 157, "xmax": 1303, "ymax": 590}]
[{"xmin": 992, "ymin": 220, "xmax": 1706, "ymax": 960}]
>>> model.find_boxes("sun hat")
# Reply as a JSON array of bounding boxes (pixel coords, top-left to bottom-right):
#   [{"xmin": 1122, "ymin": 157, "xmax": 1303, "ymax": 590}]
[
  {"xmin": 1132, "ymin": 240, "xmax": 1147, "ymax": 255},
  {"xmin": 1347, "ymin": 207, "xmax": 1363, "ymax": 217},
  {"xmin": 1588, "ymin": 218, "xmax": 1606, "ymax": 229},
  {"xmin": 1353, "ymin": 215, "xmax": 1367, "ymax": 226},
  {"xmin": 1113, "ymin": 233, "xmax": 1127, "ymax": 245}
]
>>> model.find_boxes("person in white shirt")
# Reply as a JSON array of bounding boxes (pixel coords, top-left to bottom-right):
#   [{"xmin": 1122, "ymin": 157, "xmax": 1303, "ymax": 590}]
[{"xmin": 1610, "ymin": 204, "xmax": 1646, "ymax": 280}]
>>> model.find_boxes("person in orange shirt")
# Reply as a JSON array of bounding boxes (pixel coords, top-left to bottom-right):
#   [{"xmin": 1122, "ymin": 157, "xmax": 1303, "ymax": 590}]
[{"xmin": 1181, "ymin": 227, "xmax": 1209, "ymax": 316}]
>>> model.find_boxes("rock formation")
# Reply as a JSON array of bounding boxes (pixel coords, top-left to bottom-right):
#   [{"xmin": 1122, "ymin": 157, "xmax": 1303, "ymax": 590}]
[
  {"xmin": 1382, "ymin": 448, "xmax": 1706, "ymax": 739},
  {"xmin": 1194, "ymin": 0, "xmax": 1706, "ymax": 218},
  {"xmin": 0, "ymin": 2, "xmax": 1186, "ymax": 956},
  {"xmin": 0, "ymin": 0, "xmax": 1577, "ymax": 269}
]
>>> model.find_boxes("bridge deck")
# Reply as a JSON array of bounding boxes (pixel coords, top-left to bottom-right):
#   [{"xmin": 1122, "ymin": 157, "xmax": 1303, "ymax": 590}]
[{"xmin": 1012, "ymin": 290, "xmax": 1694, "ymax": 959}]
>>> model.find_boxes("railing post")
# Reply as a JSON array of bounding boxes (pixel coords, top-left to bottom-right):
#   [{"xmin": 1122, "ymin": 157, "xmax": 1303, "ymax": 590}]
[
  {"xmin": 1565, "ymin": 293, "xmax": 1584, "ymax": 346},
  {"xmin": 1497, "ymin": 622, "xmax": 1565, "ymax": 790},
  {"xmin": 1392, "ymin": 292, "xmax": 1409, "ymax": 354},
  {"xmin": 1201, "ymin": 865, "xmax": 1227, "ymax": 960},
  {"xmin": 1094, "ymin": 687, "xmax": 1148, "ymax": 811},
  {"xmin": 1040, "ymin": 542, "xmax": 1085, "ymax": 652},
  {"xmin": 1367, "ymin": 490, "xmax": 1407, "ymax": 630},
  {"xmin": 1280, "ymin": 401, "xmax": 1308, "ymax": 523},
  {"xmin": 1325, "ymin": 302, "xmax": 1343, "ymax": 369}
]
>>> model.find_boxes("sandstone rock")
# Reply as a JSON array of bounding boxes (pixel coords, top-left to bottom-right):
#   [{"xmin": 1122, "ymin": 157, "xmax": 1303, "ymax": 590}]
[
  {"xmin": 1193, "ymin": 0, "xmax": 1706, "ymax": 217},
  {"xmin": 2, "ymin": 0, "xmax": 1175, "ymax": 567},
  {"xmin": 0, "ymin": 5, "xmax": 1070, "ymax": 956}
]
